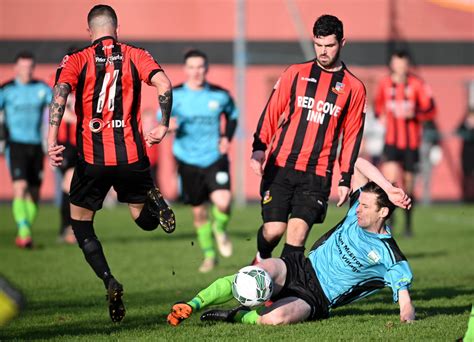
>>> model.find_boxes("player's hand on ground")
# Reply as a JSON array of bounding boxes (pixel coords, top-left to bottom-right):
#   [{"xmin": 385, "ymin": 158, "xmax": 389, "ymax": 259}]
[
  {"xmin": 48, "ymin": 143, "xmax": 65, "ymax": 167},
  {"xmin": 219, "ymin": 137, "xmax": 230, "ymax": 154},
  {"xmin": 387, "ymin": 186, "xmax": 412, "ymax": 209},
  {"xmin": 336, "ymin": 186, "xmax": 350, "ymax": 207},
  {"xmin": 145, "ymin": 124, "xmax": 168, "ymax": 146},
  {"xmin": 250, "ymin": 150, "xmax": 266, "ymax": 176}
]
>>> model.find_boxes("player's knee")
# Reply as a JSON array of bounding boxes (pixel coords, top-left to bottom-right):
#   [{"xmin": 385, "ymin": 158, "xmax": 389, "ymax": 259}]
[{"xmin": 135, "ymin": 208, "xmax": 159, "ymax": 231}]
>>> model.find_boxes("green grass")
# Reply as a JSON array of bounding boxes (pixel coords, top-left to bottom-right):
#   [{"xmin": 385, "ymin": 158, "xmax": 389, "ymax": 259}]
[{"xmin": 0, "ymin": 202, "xmax": 472, "ymax": 340}]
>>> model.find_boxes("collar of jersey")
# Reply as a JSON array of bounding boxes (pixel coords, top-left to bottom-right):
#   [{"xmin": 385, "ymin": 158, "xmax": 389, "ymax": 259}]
[
  {"xmin": 360, "ymin": 225, "xmax": 392, "ymax": 239},
  {"xmin": 184, "ymin": 82, "xmax": 210, "ymax": 91},
  {"xmin": 314, "ymin": 60, "xmax": 347, "ymax": 74},
  {"xmin": 93, "ymin": 35, "xmax": 117, "ymax": 45}
]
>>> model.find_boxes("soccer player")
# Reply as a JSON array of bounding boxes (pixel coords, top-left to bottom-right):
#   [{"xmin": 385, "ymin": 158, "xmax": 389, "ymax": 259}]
[
  {"xmin": 46, "ymin": 5, "xmax": 176, "ymax": 323},
  {"xmin": 250, "ymin": 15, "xmax": 366, "ymax": 261},
  {"xmin": 0, "ymin": 51, "xmax": 53, "ymax": 248},
  {"xmin": 162, "ymin": 49, "xmax": 238, "ymax": 273},
  {"xmin": 374, "ymin": 50, "xmax": 437, "ymax": 236},
  {"xmin": 167, "ymin": 157, "xmax": 415, "ymax": 326}
]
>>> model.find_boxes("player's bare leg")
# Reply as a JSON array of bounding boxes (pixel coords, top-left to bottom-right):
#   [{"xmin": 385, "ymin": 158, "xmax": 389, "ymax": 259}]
[
  {"xmin": 259, "ymin": 297, "xmax": 312, "ymax": 325},
  {"xmin": 283, "ymin": 218, "xmax": 310, "ymax": 257},
  {"xmin": 70, "ymin": 204, "xmax": 125, "ymax": 322},
  {"xmin": 253, "ymin": 222, "xmax": 286, "ymax": 263},
  {"xmin": 210, "ymin": 189, "xmax": 233, "ymax": 257}
]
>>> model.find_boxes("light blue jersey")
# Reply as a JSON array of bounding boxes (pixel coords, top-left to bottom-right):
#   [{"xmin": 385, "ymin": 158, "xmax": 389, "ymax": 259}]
[
  {"xmin": 159, "ymin": 82, "xmax": 238, "ymax": 168},
  {"xmin": 308, "ymin": 189, "xmax": 413, "ymax": 308},
  {"xmin": 0, "ymin": 79, "xmax": 52, "ymax": 145}
]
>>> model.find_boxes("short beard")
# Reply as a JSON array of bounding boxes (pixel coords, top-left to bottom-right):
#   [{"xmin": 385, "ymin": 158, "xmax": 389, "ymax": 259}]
[{"xmin": 317, "ymin": 47, "xmax": 341, "ymax": 69}]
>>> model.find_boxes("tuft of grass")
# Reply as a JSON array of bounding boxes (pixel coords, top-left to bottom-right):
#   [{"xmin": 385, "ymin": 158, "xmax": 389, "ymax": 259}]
[{"xmin": 0, "ymin": 203, "xmax": 472, "ymax": 340}]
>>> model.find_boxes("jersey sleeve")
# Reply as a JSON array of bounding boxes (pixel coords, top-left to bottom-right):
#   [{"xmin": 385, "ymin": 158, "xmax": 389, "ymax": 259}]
[
  {"xmin": 55, "ymin": 54, "xmax": 81, "ymax": 90},
  {"xmin": 338, "ymin": 84, "xmax": 366, "ymax": 187},
  {"xmin": 252, "ymin": 66, "xmax": 293, "ymax": 152},
  {"xmin": 0, "ymin": 87, "xmax": 3, "ymax": 110},
  {"xmin": 223, "ymin": 94, "xmax": 238, "ymax": 120},
  {"xmin": 132, "ymin": 49, "xmax": 163, "ymax": 86},
  {"xmin": 383, "ymin": 260, "xmax": 413, "ymax": 302}
]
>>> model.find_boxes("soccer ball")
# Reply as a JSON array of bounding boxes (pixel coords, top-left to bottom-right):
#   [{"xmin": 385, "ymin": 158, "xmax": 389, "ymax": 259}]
[{"xmin": 232, "ymin": 266, "xmax": 273, "ymax": 307}]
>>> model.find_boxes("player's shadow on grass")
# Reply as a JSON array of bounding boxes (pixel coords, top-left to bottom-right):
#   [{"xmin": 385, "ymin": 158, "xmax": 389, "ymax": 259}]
[
  {"xmin": 332, "ymin": 304, "xmax": 470, "ymax": 318},
  {"xmin": 355, "ymin": 286, "xmax": 474, "ymax": 305},
  {"xmin": 103, "ymin": 231, "xmax": 255, "ymax": 245},
  {"xmin": 404, "ymin": 250, "xmax": 448, "ymax": 259}
]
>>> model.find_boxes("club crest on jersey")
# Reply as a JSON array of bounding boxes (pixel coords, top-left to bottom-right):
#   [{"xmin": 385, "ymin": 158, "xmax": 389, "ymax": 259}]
[
  {"xmin": 262, "ymin": 190, "xmax": 272, "ymax": 204},
  {"xmin": 332, "ymin": 82, "xmax": 345, "ymax": 95},
  {"xmin": 367, "ymin": 250, "xmax": 381, "ymax": 264},
  {"xmin": 208, "ymin": 100, "xmax": 219, "ymax": 110}
]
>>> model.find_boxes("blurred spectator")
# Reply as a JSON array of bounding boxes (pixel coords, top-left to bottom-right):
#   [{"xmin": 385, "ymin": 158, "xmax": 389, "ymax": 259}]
[
  {"xmin": 374, "ymin": 50, "xmax": 436, "ymax": 237},
  {"xmin": 0, "ymin": 51, "xmax": 52, "ymax": 248},
  {"xmin": 457, "ymin": 108, "xmax": 474, "ymax": 202}
]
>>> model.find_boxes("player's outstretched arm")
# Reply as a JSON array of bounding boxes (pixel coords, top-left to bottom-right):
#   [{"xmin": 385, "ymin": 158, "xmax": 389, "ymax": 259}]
[
  {"xmin": 398, "ymin": 289, "xmax": 415, "ymax": 323},
  {"xmin": 47, "ymin": 83, "xmax": 71, "ymax": 167},
  {"xmin": 353, "ymin": 158, "xmax": 411, "ymax": 209}
]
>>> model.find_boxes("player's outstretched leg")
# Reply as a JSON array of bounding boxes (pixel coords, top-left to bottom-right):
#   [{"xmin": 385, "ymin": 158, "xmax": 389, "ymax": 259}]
[
  {"xmin": 107, "ymin": 278, "xmax": 125, "ymax": 323},
  {"xmin": 167, "ymin": 275, "xmax": 235, "ymax": 326},
  {"xmin": 146, "ymin": 188, "xmax": 176, "ymax": 233},
  {"xmin": 167, "ymin": 303, "xmax": 193, "ymax": 326}
]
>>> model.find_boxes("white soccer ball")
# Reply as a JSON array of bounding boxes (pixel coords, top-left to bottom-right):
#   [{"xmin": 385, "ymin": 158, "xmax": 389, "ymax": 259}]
[{"xmin": 232, "ymin": 266, "xmax": 273, "ymax": 307}]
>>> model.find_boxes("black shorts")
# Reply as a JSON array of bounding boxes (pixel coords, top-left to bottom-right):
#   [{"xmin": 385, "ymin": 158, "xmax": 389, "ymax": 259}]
[
  {"xmin": 273, "ymin": 252, "xmax": 330, "ymax": 321},
  {"xmin": 260, "ymin": 165, "xmax": 330, "ymax": 227},
  {"xmin": 70, "ymin": 157, "xmax": 154, "ymax": 211},
  {"xmin": 177, "ymin": 156, "xmax": 231, "ymax": 206},
  {"xmin": 383, "ymin": 145, "xmax": 419, "ymax": 172},
  {"xmin": 58, "ymin": 143, "xmax": 79, "ymax": 174},
  {"xmin": 7, "ymin": 142, "xmax": 44, "ymax": 186}
]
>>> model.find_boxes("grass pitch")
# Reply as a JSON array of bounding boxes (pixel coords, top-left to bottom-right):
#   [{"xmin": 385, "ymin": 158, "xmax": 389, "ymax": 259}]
[{"xmin": 0, "ymin": 202, "xmax": 472, "ymax": 340}]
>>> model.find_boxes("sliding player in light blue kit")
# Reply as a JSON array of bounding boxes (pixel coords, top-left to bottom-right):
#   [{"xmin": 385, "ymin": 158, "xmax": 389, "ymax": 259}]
[{"xmin": 168, "ymin": 157, "xmax": 415, "ymax": 325}]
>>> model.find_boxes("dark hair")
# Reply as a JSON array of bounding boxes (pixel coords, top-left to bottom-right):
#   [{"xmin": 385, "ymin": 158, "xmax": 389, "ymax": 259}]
[
  {"xmin": 361, "ymin": 181, "xmax": 396, "ymax": 220},
  {"xmin": 15, "ymin": 51, "xmax": 35, "ymax": 63},
  {"xmin": 87, "ymin": 4, "xmax": 118, "ymax": 28},
  {"xmin": 184, "ymin": 49, "xmax": 208, "ymax": 65},
  {"xmin": 391, "ymin": 49, "xmax": 411, "ymax": 60},
  {"xmin": 313, "ymin": 15, "xmax": 344, "ymax": 42}
]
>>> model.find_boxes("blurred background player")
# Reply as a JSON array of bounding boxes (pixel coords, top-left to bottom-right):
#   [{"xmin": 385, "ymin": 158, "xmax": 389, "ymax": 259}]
[
  {"xmin": 56, "ymin": 92, "xmax": 77, "ymax": 244},
  {"xmin": 457, "ymin": 107, "xmax": 474, "ymax": 202},
  {"xmin": 0, "ymin": 275, "xmax": 25, "ymax": 327},
  {"xmin": 162, "ymin": 49, "xmax": 238, "ymax": 273},
  {"xmin": 374, "ymin": 50, "xmax": 437, "ymax": 237},
  {"xmin": 47, "ymin": 5, "xmax": 175, "ymax": 322},
  {"xmin": 0, "ymin": 51, "xmax": 52, "ymax": 248},
  {"xmin": 250, "ymin": 15, "xmax": 366, "ymax": 262}
]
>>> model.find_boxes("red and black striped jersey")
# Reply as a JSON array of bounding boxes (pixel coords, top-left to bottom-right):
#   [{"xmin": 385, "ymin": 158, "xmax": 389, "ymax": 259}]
[
  {"xmin": 374, "ymin": 73, "xmax": 436, "ymax": 150},
  {"xmin": 253, "ymin": 61, "xmax": 366, "ymax": 187},
  {"xmin": 55, "ymin": 36, "xmax": 163, "ymax": 166}
]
